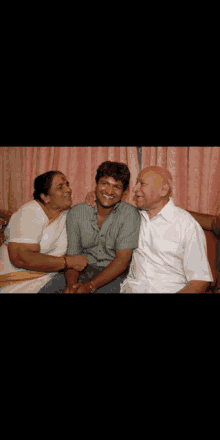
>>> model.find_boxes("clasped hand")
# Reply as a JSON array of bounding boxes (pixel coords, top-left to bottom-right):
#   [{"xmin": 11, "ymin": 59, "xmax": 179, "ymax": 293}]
[{"xmin": 63, "ymin": 282, "xmax": 92, "ymax": 294}]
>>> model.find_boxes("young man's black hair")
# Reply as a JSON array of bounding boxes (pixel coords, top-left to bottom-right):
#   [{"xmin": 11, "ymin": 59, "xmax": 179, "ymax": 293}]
[{"xmin": 95, "ymin": 161, "xmax": 130, "ymax": 192}]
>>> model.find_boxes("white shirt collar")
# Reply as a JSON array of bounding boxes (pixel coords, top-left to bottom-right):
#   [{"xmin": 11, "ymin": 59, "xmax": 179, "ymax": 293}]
[{"xmin": 141, "ymin": 198, "xmax": 176, "ymax": 223}]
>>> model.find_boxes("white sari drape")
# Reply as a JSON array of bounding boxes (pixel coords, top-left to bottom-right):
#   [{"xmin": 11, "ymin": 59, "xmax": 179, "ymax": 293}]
[{"xmin": 0, "ymin": 201, "xmax": 68, "ymax": 293}]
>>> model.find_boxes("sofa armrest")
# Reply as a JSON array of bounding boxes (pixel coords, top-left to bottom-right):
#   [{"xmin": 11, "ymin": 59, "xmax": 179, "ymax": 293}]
[
  {"xmin": 0, "ymin": 228, "xmax": 8, "ymax": 247},
  {"xmin": 0, "ymin": 209, "xmax": 13, "ymax": 223},
  {"xmin": 0, "ymin": 211, "xmax": 12, "ymax": 247},
  {"xmin": 212, "ymin": 216, "xmax": 220, "ymax": 240}
]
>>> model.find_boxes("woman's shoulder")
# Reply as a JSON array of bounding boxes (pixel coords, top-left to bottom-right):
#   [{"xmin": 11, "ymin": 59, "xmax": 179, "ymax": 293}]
[{"xmin": 10, "ymin": 200, "xmax": 47, "ymax": 224}]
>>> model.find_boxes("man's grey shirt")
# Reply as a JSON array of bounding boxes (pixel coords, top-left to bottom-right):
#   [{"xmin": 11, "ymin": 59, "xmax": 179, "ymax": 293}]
[{"xmin": 66, "ymin": 202, "xmax": 141, "ymax": 268}]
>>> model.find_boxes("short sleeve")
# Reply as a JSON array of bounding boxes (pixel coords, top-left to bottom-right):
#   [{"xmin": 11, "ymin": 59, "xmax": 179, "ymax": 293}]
[
  {"xmin": 7, "ymin": 205, "xmax": 46, "ymax": 244},
  {"xmin": 116, "ymin": 206, "xmax": 141, "ymax": 250},
  {"xmin": 183, "ymin": 222, "xmax": 213, "ymax": 283}
]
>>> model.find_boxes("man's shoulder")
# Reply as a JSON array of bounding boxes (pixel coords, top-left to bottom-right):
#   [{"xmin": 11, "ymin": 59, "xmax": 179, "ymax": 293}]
[
  {"xmin": 117, "ymin": 202, "xmax": 140, "ymax": 216},
  {"xmin": 174, "ymin": 206, "xmax": 203, "ymax": 231},
  {"xmin": 68, "ymin": 202, "xmax": 93, "ymax": 217},
  {"xmin": 67, "ymin": 202, "xmax": 94, "ymax": 222}
]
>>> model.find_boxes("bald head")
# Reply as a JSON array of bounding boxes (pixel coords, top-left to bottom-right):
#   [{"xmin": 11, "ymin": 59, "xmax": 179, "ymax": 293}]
[
  {"xmin": 133, "ymin": 166, "xmax": 173, "ymax": 212},
  {"xmin": 140, "ymin": 166, "xmax": 172, "ymax": 189}
]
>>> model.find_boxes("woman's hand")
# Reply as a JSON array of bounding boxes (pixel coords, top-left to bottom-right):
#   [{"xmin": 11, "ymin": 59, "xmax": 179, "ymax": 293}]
[
  {"xmin": 66, "ymin": 254, "xmax": 88, "ymax": 271},
  {"xmin": 85, "ymin": 191, "xmax": 96, "ymax": 207}
]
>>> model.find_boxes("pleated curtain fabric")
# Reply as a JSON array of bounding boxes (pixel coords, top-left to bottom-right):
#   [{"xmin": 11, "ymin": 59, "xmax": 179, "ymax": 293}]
[
  {"xmin": 0, "ymin": 146, "xmax": 139, "ymax": 212},
  {"xmin": 141, "ymin": 146, "xmax": 220, "ymax": 215},
  {"xmin": 0, "ymin": 146, "xmax": 220, "ymax": 215}
]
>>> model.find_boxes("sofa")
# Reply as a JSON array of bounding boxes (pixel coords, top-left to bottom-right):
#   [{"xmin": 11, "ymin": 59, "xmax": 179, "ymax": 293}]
[
  {"xmin": 1, "ymin": 208, "xmax": 220, "ymax": 293},
  {"xmin": 0, "ymin": 209, "xmax": 12, "ymax": 248}
]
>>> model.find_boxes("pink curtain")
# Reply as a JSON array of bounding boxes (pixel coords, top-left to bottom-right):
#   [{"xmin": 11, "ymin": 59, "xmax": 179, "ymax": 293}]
[
  {"xmin": 142, "ymin": 146, "xmax": 220, "ymax": 215},
  {"xmin": 0, "ymin": 147, "xmax": 139, "ymax": 212},
  {"xmin": 1, "ymin": 146, "xmax": 219, "ymax": 215}
]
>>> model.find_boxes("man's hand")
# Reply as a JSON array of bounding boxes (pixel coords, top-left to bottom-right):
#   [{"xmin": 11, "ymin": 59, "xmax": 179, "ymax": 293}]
[
  {"xmin": 85, "ymin": 191, "xmax": 96, "ymax": 207},
  {"xmin": 71, "ymin": 282, "xmax": 92, "ymax": 294},
  {"xmin": 66, "ymin": 254, "xmax": 88, "ymax": 271},
  {"xmin": 63, "ymin": 283, "xmax": 90, "ymax": 293},
  {"xmin": 63, "ymin": 284, "xmax": 81, "ymax": 294}
]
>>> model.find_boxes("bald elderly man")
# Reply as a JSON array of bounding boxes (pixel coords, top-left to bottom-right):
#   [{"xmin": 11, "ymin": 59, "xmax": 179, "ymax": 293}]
[{"xmin": 120, "ymin": 166, "xmax": 213, "ymax": 294}]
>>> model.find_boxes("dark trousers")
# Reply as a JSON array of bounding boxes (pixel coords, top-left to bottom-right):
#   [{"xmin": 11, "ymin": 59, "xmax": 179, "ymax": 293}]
[{"xmin": 38, "ymin": 264, "xmax": 129, "ymax": 293}]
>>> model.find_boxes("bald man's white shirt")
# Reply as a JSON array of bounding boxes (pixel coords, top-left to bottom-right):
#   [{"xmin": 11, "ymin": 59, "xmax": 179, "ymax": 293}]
[{"xmin": 120, "ymin": 198, "xmax": 213, "ymax": 293}]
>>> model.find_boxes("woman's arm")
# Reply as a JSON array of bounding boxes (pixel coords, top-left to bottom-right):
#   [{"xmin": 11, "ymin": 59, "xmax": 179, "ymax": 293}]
[{"xmin": 8, "ymin": 242, "xmax": 87, "ymax": 272}]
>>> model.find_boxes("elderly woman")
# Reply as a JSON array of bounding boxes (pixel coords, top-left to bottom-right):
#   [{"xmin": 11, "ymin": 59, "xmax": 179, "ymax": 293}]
[{"xmin": 0, "ymin": 171, "xmax": 88, "ymax": 293}]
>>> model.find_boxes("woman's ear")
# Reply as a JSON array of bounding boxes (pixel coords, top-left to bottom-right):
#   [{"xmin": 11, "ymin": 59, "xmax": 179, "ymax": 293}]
[{"xmin": 40, "ymin": 193, "xmax": 49, "ymax": 204}]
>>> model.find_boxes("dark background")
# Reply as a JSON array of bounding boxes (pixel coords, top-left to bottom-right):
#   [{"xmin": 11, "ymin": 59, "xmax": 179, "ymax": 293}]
[
  {"xmin": 4, "ymin": 300, "xmax": 31, "ymax": 440},
  {"xmin": 5, "ymin": 303, "xmax": 12, "ymax": 440},
  {"xmin": 4, "ymin": 298, "xmax": 103, "ymax": 439}
]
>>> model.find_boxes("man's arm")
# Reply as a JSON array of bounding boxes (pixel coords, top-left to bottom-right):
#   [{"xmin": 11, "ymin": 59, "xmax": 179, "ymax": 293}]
[
  {"xmin": 177, "ymin": 280, "xmax": 210, "ymax": 294},
  {"xmin": 64, "ymin": 207, "xmax": 81, "ymax": 293},
  {"xmin": 69, "ymin": 203, "xmax": 140, "ymax": 293},
  {"xmin": 182, "ymin": 223, "xmax": 213, "ymax": 293},
  {"xmin": 64, "ymin": 268, "xmax": 79, "ymax": 293},
  {"xmin": 84, "ymin": 205, "xmax": 140, "ymax": 294},
  {"xmin": 74, "ymin": 249, "xmax": 132, "ymax": 293},
  {"xmin": 92, "ymin": 249, "xmax": 132, "ymax": 291}
]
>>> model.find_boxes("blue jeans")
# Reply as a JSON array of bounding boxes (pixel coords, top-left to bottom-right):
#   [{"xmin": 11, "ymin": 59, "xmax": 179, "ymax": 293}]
[{"xmin": 38, "ymin": 264, "xmax": 128, "ymax": 293}]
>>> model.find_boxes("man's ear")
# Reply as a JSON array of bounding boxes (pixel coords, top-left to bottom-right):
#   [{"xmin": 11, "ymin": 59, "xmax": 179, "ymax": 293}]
[{"xmin": 161, "ymin": 183, "xmax": 169, "ymax": 197}]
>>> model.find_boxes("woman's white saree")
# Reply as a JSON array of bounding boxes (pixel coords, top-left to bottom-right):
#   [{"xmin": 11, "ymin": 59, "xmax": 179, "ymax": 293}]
[{"xmin": 0, "ymin": 201, "xmax": 68, "ymax": 293}]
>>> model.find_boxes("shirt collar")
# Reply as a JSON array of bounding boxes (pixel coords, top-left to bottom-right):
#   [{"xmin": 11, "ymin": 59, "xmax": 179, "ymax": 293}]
[
  {"xmin": 140, "ymin": 198, "xmax": 176, "ymax": 222},
  {"xmin": 156, "ymin": 197, "xmax": 176, "ymax": 222},
  {"xmin": 93, "ymin": 201, "xmax": 121, "ymax": 216}
]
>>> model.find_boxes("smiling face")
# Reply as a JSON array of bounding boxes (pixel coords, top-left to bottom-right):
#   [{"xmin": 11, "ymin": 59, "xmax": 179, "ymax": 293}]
[
  {"xmin": 133, "ymin": 169, "xmax": 169, "ymax": 210},
  {"xmin": 95, "ymin": 176, "xmax": 124, "ymax": 210},
  {"xmin": 40, "ymin": 173, "xmax": 72, "ymax": 210}
]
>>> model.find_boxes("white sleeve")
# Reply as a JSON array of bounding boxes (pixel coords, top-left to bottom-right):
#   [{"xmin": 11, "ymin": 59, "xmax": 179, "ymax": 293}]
[
  {"xmin": 8, "ymin": 206, "xmax": 45, "ymax": 244},
  {"xmin": 183, "ymin": 222, "xmax": 213, "ymax": 283}
]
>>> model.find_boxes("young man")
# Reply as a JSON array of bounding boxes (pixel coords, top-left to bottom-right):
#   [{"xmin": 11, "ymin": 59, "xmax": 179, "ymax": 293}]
[
  {"xmin": 120, "ymin": 165, "xmax": 213, "ymax": 293},
  {"xmin": 39, "ymin": 161, "xmax": 141, "ymax": 293}
]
